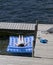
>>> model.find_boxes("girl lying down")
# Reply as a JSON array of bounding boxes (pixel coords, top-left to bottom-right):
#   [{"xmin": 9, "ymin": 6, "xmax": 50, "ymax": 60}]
[{"xmin": 15, "ymin": 35, "xmax": 27, "ymax": 47}]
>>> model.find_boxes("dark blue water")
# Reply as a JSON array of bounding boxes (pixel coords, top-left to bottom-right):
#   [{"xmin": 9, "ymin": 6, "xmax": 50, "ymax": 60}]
[{"xmin": 0, "ymin": 0, "xmax": 53, "ymax": 23}]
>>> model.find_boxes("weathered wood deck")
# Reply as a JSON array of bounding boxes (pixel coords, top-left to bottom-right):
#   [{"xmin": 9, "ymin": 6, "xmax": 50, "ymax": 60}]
[
  {"xmin": 0, "ymin": 24, "xmax": 53, "ymax": 65},
  {"xmin": 0, "ymin": 22, "xmax": 36, "ymax": 35}
]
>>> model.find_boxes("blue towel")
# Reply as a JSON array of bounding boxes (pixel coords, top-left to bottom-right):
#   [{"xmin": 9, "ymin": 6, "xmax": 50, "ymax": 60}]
[{"xmin": 7, "ymin": 36, "xmax": 34, "ymax": 53}]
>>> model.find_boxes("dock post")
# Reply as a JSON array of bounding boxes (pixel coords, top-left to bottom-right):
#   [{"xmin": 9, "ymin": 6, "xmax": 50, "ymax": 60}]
[{"xmin": 32, "ymin": 20, "xmax": 38, "ymax": 57}]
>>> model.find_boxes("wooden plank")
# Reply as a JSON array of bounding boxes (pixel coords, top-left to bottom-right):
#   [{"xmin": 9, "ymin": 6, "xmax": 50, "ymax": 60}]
[
  {"xmin": 32, "ymin": 21, "xmax": 38, "ymax": 57},
  {"xmin": 0, "ymin": 22, "xmax": 36, "ymax": 31}
]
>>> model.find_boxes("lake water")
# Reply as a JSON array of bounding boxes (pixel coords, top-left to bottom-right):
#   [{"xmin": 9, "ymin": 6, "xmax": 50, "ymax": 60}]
[{"xmin": 0, "ymin": 0, "xmax": 53, "ymax": 23}]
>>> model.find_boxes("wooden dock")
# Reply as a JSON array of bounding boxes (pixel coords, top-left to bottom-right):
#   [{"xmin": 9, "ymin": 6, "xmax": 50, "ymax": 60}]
[{"xmin": 0, "ymin": 24, "xmax": 53, "ymax": 65}]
